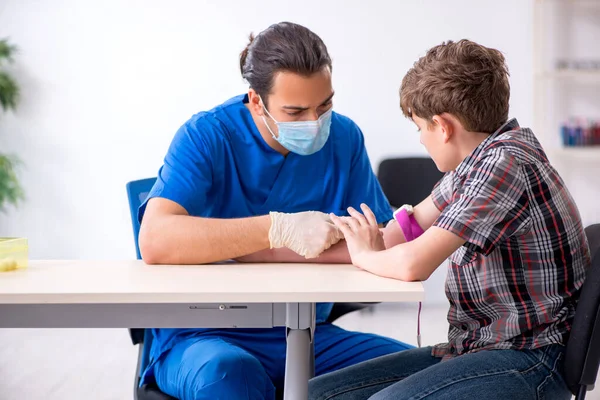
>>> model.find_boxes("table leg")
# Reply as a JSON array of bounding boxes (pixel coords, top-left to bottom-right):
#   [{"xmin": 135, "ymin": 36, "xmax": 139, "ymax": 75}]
[
  {"xmin": 284, "ymin": 328, "xmax": 311, "ymax": 399},
  {"xmin": 284, "ymin": 302, "xmax": 315, "ymax": 400}
]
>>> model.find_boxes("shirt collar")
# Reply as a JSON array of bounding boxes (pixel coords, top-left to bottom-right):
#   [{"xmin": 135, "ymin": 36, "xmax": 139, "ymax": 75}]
[{"xmin": 454, "ymin": 118, "xmax": 520, "ymax": 177}]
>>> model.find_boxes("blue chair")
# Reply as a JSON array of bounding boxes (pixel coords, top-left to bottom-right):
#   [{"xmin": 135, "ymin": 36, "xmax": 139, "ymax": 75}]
[
  {"xmin": 126, "ymin": 178, "xmax": 174, "ymax": 400},
  {"xmin": 126, "ymin": 178, "xmax": 157, "ymax": 260},
  {"xmin": 126, "ymin": 178, "xmax": 376, "ymax": 399}
]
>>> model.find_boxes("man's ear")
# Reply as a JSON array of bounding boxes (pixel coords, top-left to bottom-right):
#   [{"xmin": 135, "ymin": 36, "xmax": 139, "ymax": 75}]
[
  {"xmin": 248, "ymin": 89, "xmax": 264, "ymax": 116},
  {"xmin": 432, "ymin": 114, "xmax": 454, "ymax": 144}
]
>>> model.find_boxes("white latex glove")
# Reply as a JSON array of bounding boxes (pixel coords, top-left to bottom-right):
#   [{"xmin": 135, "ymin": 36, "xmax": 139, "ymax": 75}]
[{"xmin": 269, "ymin": 211, "xmax": 344, "ymax": 259}]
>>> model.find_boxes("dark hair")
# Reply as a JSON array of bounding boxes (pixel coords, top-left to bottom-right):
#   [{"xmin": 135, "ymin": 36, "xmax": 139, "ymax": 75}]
[
  {"xmin": 400, "ymin": 39, "xmax": 510, "ymax": 133},
  {"xmin": 239, "ymin": 22, "xmax": 332, "ymax": 104}
]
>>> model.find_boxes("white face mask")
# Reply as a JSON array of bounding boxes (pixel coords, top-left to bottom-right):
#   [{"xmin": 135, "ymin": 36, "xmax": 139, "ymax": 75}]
[{"xmin": 260, "ymin": 99, "xmax": 333, "ymax": 155}]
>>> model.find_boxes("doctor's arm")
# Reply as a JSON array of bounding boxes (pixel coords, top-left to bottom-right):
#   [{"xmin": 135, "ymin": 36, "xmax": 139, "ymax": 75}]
[
  {"xmin": 139, "ymin": 198, "xmax": 271, "ymax": 264},
  {"xmin": 139, "ymin": 198, "xmax": 343, "ymax": 265},
  {"xmin": 236, "ymin": 233, "xmax": 353, "ymax": 264}
]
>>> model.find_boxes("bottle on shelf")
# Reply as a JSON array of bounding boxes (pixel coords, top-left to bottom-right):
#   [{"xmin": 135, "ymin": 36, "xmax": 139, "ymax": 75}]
[{"xmin": 560, "ymin": 118, "xmax": 600, "ymax": 147}]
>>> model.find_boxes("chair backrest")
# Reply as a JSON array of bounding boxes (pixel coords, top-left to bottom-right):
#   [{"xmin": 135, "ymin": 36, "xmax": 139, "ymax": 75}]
[
  {"xmin": 125, "ymin": 178, "xmax": 159, "ymax": 384},
  {"xmin": 377, "ymin": 157, "xmax": 444, "ymax": 209},
  {"xmin": 587, "ymin": 224, "xmax": 600, "ymax": 261},
  {"xmin": 125, "ymin": 179, "xmax": 156, "ymax": 348},
  {"xmin": 564, "ymin": 224, "xmax": 600, "ymax": 394},
  {"xmin": 126, "ymin": 178, "xmax": 157, "ymax": 259}
]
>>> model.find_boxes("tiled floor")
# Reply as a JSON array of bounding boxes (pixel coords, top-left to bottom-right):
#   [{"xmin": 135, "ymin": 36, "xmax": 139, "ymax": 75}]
[{"xmin": 0, "ymin": 303, "xmax": 589, "ymax": 399}]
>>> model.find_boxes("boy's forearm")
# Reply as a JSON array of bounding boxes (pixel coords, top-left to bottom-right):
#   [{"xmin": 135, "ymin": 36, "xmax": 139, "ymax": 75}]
[
  {"xmin": 356, "ymin": 227, "xmax": 466, "ymax": 282},
  {"xmin": 355, "ymin": 245, "xmax": 420, "ymax": 281},
  {"xmin": 382, "ymin": 221, "xmax": 407, "ymax": 248}
]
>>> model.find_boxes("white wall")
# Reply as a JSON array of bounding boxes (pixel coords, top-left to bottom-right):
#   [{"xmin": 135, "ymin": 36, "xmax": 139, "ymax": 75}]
[
  {"xmin": 534, "ymin": 0, "xmax": 600, "ymax": 228},
  {"xmin": 0, "ymin": 0, "xmax": 537, "ymax": 303}
]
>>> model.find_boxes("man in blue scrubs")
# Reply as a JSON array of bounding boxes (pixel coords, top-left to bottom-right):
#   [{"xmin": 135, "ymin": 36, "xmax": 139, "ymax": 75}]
[{"xmin": 138, "ymin": 22, "xmax": 411, "ymax": 400}]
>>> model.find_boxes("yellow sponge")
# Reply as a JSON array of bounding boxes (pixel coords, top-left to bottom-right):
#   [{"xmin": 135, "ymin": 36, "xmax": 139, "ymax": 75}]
[
  {"xmin": 0, "ymin": 238, "xmax": 28, "ymax": 271},
  {"xmin": 0, "ymin": 258, "xmax": 17, "ymax": 272}
]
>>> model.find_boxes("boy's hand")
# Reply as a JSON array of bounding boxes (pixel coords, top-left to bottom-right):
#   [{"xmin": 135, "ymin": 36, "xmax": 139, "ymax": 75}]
[{"xmin": 330, "ymin": 203, "xmax": 384, "ymax": 267}]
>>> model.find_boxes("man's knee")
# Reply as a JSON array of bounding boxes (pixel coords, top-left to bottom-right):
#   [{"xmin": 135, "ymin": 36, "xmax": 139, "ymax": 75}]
[{"xmin": 158, "ymin": 341, "xmax": 275, "ymax": 400}]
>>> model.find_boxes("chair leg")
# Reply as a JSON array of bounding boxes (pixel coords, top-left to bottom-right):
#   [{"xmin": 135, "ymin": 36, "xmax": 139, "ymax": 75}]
[
  {"xmin": 134, "ymin": 344, "xmax": 144, "ymax": 400},
  {"xmin": 576, "ymin": 385, "xmax": 587, "ymax": 400}
]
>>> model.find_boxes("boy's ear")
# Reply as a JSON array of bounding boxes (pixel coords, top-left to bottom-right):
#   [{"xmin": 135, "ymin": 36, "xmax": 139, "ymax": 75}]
[{"xmin": 432, "ymin": 114, "xmax": 454, "ymax": 144}]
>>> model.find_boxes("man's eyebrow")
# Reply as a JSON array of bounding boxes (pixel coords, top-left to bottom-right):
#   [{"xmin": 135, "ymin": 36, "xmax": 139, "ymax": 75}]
[
  {"xmin": 282, "ymin": 92, "xmax": 335, "ymax": 111},
  {"xmin": 282, "ymin": 105, "xmax": 309, "ymax": 111},
  {"xmin": 320, "ymin": 92, "xmax": 335, "ymax": 106}
]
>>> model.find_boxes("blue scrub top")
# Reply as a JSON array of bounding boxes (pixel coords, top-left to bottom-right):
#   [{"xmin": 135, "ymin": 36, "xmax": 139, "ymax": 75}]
[{"xmin": 139, "ymin": 94, "xmax": 392, "ymax": 376}]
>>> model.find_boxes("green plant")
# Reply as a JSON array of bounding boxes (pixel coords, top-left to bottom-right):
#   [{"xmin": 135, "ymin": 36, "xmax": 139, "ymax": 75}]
[{"xmin": 0, "ymin": 38, "xmax": 23, "ymax": 212}]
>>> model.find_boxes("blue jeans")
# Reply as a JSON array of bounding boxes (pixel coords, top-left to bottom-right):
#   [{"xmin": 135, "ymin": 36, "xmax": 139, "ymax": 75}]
[
  {"xmin": 309, "ymin": 345, "xmax": 571, "ymax": 400},
  {"xmin": 153, "ymin": 323, "xmax": 412, "ymax": 400}
]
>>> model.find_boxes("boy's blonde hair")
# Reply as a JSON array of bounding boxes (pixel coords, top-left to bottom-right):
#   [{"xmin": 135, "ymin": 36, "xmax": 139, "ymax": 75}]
[{"xmin": 400, "ymin": 39, "xmax": 510, "ymax": 133}]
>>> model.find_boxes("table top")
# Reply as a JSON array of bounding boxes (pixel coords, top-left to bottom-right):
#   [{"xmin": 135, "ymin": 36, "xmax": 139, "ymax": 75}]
[{"xmin": 0, "ymin": 260, "xmax": 424, "ymax": 304}]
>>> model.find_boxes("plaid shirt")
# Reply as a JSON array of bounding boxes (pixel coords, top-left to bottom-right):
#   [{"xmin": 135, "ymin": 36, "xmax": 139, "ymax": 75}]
[{"xmin": 431, "ymin": 118, "xmax": 591, "ymax": 360}]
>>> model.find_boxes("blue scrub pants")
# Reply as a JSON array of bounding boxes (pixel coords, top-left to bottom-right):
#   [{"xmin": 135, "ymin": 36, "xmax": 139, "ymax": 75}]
[{"xmin": 152, "ymin": 323, "xmax": 412, "ymax": 400}]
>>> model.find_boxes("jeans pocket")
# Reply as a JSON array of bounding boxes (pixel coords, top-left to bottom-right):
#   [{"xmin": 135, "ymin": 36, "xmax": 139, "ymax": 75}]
[
  {"xmin": 536, "ymin": 372, "xmax": 568, "ymax": 400},
  {"xmin": 535, "ymin": 351, "xmax": 570, "ymax": 400}
]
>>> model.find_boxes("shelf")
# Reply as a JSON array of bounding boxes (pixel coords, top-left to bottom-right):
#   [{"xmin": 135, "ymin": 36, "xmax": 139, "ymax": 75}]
[
  {"xmin": 546, "ymin": 147, "xmax": 600, "ymax": 161},
  {"xmin": 565, "ymin": 0, "xmax": 600, "ymax": 8},
  {"xmin": 536, "ymin": 70, "xmax": 600, "ymax": 81},
  {"xmin": 538, "ymin": 0, "xmax": 600, "ymax": 9}
]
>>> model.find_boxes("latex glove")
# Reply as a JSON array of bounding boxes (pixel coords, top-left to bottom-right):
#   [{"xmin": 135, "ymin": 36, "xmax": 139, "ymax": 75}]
[{"xmin": 269, "ymin": 211, "xmax": 344, "ymax": 259}]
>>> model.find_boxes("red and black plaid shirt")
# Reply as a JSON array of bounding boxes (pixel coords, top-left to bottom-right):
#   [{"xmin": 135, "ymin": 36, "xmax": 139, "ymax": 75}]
[{"xmin": 431, "ymin": 118, "xmax": 591, "ymax": 360}]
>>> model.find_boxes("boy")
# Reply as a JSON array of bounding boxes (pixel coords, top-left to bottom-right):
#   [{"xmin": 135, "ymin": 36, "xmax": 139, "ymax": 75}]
[{"xmin": 309, "ymin": 39, "xmax": 590, "ymax": 400}]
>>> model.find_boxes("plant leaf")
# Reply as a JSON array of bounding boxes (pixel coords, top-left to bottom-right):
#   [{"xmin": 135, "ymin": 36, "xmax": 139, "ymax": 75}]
[
  {"xmin": 0, "ymin": 39, "xmax": 17, "ymax": 66},
  {"xmin": 0, "ymin": 71, "xmax": 19, "ymax": 111},
  {"xmin": 0, "ymin": 153, "xmax": 25, "ymax": 212}
]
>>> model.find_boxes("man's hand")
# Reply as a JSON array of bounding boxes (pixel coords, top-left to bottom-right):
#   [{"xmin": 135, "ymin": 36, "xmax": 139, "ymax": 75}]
[{"xmin": 269, "ymin": 211, "xmax": 344, "ymax": 259}]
